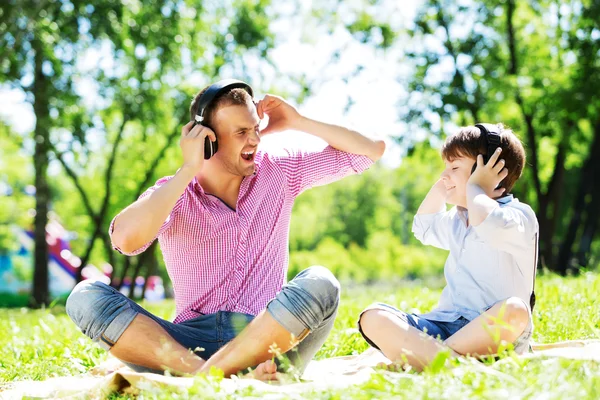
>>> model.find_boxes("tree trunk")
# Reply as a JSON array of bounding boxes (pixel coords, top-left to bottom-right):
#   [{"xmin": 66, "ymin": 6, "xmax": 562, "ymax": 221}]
[
  {"xmin": 140, "ymin": 244, "xmax": 159, "ymax": 301},
  {"xmin": 576, "ymin": 187, "xmax": 600, "ymax": 267},
  {"xmin": 115, "ymin": 255, "xmax": 132, "ymax": 290},
  {"xmin": 30, "ymin": 38, "xmax": 51, "ymax": 308},
  {"xmin": 575, "ymin": 123, "xmax": 600, "ymax": 267},
  {"xmin": 538, "ymin": 134, "xmax": 568, "ymax": 267},
  {"xmin": 128, "ymin": 242, "xmax": 157, "ymax": 300},
  {"xmin": 555, "ymin": 124, "xmax": 600, "ymax": 273}
]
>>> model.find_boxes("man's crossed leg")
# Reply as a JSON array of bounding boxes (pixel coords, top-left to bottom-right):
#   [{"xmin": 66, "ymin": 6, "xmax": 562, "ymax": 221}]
[{"xmin": 66, "ymin": 266, "xmax": 339, "ymax": 378}]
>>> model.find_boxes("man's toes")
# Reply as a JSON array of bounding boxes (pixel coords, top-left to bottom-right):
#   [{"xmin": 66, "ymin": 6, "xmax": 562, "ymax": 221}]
[{"xmin": 260, "ymin": 359, "xmax": 277, "ymax": 374}]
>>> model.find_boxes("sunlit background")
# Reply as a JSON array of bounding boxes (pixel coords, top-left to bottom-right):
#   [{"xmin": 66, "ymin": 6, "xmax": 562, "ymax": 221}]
[{"xmin": 1, "ymin": 0, "xmax": 599, "ymax": 306}]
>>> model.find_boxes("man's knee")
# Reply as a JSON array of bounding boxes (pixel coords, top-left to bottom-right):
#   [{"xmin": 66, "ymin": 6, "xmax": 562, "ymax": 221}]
[
  {"xmin": 66, "ymin": 279, "xmax": 126, "ymax": 334},
  {"xmin": 294, "ymin": 265, "xmax": 340, "ymax": 314},
  {"xmin": 269, "ymin": 266, "xmax": 340, "ymax": 334}
]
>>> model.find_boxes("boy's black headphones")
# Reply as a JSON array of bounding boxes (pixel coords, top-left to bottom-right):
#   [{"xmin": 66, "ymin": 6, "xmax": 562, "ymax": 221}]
[
  {"xmin": 470, "ymin": 123, "xmax": 502, "ymax": 174},
  {"xmin": 193, "ymin": 79, "xmax": 254, "ymax": 160},
  {"xmin": 476, "ymin": 123, "xmax": 502, "ymax": 165}
]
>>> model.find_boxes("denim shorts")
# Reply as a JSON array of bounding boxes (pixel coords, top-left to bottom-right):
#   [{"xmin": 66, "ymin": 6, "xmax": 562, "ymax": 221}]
[
  {"xmin": 358, "ymin": 301, "xmax": 532, "ymax": 354},
  {"xmin": 66, "ymin": 266, "xmax": 341, "ymax": 374},
  {"xmin": 358, "ymin": 302, "xmax": 471, "ymax": 346}
]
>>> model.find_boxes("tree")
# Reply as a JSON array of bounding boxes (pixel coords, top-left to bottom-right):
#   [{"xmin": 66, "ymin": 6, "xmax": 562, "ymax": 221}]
[
  {"xmin": 400, "ymin": 0, "xmax": 600, "ymax": 273},
  {"xmin": 0, "ymin": 0, "xmax": 281, "ymax": 302},
  {"xmin": 0, "ymin": 0, "xmax": 129, "ymax": 306}
]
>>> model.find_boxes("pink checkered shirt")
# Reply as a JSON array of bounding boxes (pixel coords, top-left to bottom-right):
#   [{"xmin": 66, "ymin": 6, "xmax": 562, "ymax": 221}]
[{"xmin": 110, "ymin": 145, "xmax": 373, "ymax": 323}]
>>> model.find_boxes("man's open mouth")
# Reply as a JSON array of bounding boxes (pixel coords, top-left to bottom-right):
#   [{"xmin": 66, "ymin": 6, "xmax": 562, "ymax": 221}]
[{"xmin": 241, "ymin": 150, "xmax": 255, "ymax": 161}]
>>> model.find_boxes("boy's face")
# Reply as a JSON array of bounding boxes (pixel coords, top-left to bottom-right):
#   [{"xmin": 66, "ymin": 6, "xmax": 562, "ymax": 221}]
[{"xmin": 441, "ymin": 156, "xmax": 476, "ymax": 208}]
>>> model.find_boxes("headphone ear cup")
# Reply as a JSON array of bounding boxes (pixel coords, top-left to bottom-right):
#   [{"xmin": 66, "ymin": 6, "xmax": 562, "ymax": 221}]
[{"xmin": 204, "ymin": 136, "xmax": 217, "ymax": 160}]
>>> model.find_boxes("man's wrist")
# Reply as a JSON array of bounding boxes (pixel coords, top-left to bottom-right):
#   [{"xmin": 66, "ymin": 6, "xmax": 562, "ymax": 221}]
[
  {"xmin": 293, "ymin": 115, "xmax": 312, "ymax": 133},
  {"xmin": 179, "ymin": 164, "xmax": 199, "ymax": 181}
]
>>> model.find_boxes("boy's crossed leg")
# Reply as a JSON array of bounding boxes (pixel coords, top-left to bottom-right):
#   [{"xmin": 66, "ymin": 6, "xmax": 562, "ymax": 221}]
[{"xmin": 358, "ymin": 297, "xmax": 531, "ymax": 372}]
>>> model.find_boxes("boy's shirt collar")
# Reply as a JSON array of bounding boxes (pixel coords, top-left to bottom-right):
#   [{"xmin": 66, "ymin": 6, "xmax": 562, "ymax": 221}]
[{"xmin": 496, "ymin": 194, "xmax": 515, "ymax": 204}]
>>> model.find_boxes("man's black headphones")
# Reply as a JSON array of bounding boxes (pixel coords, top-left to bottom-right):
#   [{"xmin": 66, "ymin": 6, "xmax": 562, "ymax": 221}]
[{"xmin": 193, "ymin": 79, "xmax": 254, "ymax": 160}]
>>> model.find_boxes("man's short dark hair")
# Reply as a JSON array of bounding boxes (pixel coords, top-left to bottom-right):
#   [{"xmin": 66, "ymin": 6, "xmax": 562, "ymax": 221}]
[{"xmin": 189, "ymin": 86, "xmax": 253, "ymax": 130}]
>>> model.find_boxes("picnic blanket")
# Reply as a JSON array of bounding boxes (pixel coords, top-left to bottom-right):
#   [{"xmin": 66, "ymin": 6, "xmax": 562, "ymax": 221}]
[{"xmin": 2, "ymin": 340, "xmax": 599, "ymax": 399}]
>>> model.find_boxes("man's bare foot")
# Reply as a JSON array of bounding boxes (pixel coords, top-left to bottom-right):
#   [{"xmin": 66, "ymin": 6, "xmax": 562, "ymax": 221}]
[
  {"xmin": 245, "ymin": 359, "xmax": 279, "ymax": 381},
  {"xmin": 375, "ymin": 361, "xmax": 409, "ymax": 372}
]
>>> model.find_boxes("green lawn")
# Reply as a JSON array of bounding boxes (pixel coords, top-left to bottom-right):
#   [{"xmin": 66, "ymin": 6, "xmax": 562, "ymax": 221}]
[{"xmin": 1, "ymin": 272, "xmax": 599, "ymax": 398}]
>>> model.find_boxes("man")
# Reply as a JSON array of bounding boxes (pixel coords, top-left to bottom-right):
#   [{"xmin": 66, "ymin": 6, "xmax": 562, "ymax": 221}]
[{"xmin": 66, "ymin": 80, "xmax": 385, "ymax": 379}]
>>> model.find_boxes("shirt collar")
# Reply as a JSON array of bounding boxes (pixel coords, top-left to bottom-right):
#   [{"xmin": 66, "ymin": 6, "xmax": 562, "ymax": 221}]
[{"xmin": 496, "ymin": 194, "xmax": 514, "ymax": 204}]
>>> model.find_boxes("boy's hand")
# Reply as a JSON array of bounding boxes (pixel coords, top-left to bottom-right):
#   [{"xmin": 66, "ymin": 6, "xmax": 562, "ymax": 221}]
[
  {"xmin": 467, "ymin": 147, "xmax": 508, "ymax": 198},
  {"xmin": 432, "ymin": 178, "xmax": 449, "ymax": 198},
  {"xmin": 417, "ymin": 178, "xmax": 448, "ymax": 215}
]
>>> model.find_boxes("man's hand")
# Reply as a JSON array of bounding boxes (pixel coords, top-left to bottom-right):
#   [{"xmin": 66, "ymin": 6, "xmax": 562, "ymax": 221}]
[
  {"xmin": 180, "ymin": 121, "xmax": 217, "ymax": 173},
  {"xmin": 467, "ymin": 147, "xmax": 508, "ymax": 198},
  {"xmin": 256, "ymin": 95, "xmax": 302, "ymax": 135}
]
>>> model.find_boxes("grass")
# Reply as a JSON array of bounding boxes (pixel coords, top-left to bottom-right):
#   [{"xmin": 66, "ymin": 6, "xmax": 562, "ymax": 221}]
[{"xmin": 1, "ymin": 272, "xmax": 599, "ymax": 398}]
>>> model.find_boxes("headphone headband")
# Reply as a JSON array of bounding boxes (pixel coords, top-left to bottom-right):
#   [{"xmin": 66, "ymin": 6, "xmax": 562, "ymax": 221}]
[
  {"xmin": 475, "ymin": 123, "xmax": 502, "ymax": 161},
  {"xmin": 195, "ymin": 79, "xmax": 254, "ymax": 126}
]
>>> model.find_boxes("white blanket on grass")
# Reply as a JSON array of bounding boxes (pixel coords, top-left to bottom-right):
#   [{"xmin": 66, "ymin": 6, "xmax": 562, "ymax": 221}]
[{"xmin": 1, "ymin": 340, "xmax": 600, "ymax": 399}]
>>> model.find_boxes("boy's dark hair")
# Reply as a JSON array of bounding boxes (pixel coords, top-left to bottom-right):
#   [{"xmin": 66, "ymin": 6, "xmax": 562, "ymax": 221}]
[
  {"xmin": 441, "ymin": 123, "xmax": 526, "ymax": 193},
  {"xmin": 189, "ymin": 87, "xmax": 253, "ymax": 131}
]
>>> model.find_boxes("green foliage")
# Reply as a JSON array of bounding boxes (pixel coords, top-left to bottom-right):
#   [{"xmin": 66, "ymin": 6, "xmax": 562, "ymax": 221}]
[
  {"xmin": 289, "ymin": 142, "xmax": 447, "ymax": 282},
  {"xmin": 289, "ymin": 234, "xmax": 446, "ymax": 283},
  {"xmin": 0, "ymin": 128, "xmax": 33, "ymax": 255}
]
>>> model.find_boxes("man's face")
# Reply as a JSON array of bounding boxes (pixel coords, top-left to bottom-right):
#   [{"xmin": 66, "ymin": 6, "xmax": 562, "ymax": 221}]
[
  {"xmin": 211, "ymin": 102, "xmax": 261, "ymax": 177},
  {"xmin": 441, "ymin": 156, "xmax": 476, "ymax": 208}
]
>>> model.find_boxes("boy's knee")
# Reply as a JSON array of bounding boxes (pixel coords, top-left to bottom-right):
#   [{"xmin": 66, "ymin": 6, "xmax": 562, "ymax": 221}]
[
  {"xmin": 358, "ymin": 308, "xmax": 386, "ymax": 336},
  {"xmin": 502, "ymin": 297, "xmax": 530, "ymax": 334}
]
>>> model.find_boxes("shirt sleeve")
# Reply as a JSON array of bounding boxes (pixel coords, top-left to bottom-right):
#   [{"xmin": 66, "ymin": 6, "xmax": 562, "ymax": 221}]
[
  {"xmin": 412, "ymin": 210, "xmax": 453, "ymax": 251},
  {"xmin": 271, "ymin": 145, "xmax": 374, "ymax": 197},
  {"xmin": 472, "ymin": 205, "xmax": 539, "ymax": 253},
  {"xmin": 109, "ymin": 176, "xmax": 186, "ymax": 256}
]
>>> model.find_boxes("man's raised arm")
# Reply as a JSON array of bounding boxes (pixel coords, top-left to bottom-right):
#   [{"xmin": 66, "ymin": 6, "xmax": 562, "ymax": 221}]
[
  {"xmin": 111, "ymin": 121, "xmax": 215, "ymax": 254},
  {"xmin": 256, "ymin": 95, "xmax": 385, "ymax": 162}
]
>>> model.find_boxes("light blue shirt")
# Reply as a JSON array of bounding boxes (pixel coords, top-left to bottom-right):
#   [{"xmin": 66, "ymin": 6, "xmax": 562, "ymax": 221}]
[{"xmin": 412, "ymin": 195, "xmax": 538, "ymax": 322}]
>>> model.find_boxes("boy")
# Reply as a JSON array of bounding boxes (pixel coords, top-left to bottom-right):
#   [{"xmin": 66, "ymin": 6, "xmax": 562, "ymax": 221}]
[{"xmin": 358, "ymin": 123, "xmax": 538, "ymax": 371}]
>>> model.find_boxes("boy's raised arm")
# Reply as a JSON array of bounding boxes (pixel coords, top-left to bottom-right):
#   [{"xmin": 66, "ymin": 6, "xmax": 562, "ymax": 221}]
[
  {"xmin": 466, "ymin": 148, "xmax": 508, "ymax": 226},
  {"xmin": 417, "ymin": 179, "xmax": 448, "ymax": 215},
  {"xmin": 467, "ymin": 147, "xmax": 538, "ymax": 253},
  {"xmin": 413, "ymin": 179, "xmax": 452, "ymax": 250}
]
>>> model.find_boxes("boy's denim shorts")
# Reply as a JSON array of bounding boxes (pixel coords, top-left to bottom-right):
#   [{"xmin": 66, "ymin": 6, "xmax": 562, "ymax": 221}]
[{"xmin": 358, "ymin": 301, "xmax": 532, "ymax": 354}]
